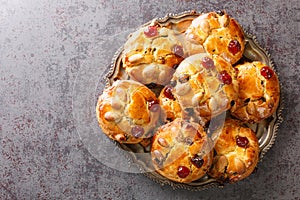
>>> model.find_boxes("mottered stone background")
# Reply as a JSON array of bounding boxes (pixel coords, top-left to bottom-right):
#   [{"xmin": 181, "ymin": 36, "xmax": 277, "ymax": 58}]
[{"xmin": 0, "ymin": 0, "xmax": 299, "ymax": 199}]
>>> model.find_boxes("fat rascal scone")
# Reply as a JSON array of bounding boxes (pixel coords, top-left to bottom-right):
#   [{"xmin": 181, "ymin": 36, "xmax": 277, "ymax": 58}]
[
  {"xmin": 169, "ymin": 53, "xmax": 238, "ymax": 125},
  {"xmin": 96, "ymin": 80, "xmax": 164, "ymax": 144},
  {"xmin": 185, "ymin": 11, "xmax": 245, "ymax": 64},
  {"xmin": 122, "ymin": 24, "xmax": 186, "ymax": 85},
  {"xmin": 209, "ymin": 119, "xmax": 259, "ymax": 183},
  {"xmin": 151, "ymin": 118, "xmax": 213, "ymax": 183},
  {"xmin": 230, "ymin": 61, "xmax": 280, "ymax": 123}
]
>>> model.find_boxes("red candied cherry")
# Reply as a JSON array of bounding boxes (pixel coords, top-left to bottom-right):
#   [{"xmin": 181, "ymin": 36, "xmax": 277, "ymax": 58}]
[
  {"xmin": 172, "ymin": 44, "xmax": 184, "ymax": 57},
  {"xmin": 144, "ymin": 26, "xmax": 158, "ymax": 37},
  {"xmin": 228, "ymin": 40, "xmax": 241, "ymax": 55},
  {"xmin": 218, "ymin": 70, "xmax": 232, "ymax": 85},
  {"xmin": 201, "ymin": 56, "xmax": 215, "ymax": 69},
  {"xmin": 191, "ymin": 155, "xmax": 204, "ymax": 168},
  {"xmin": 177, "ymin": 166, "xmax": 190, "ymax": 178},
  {"xmin": 163, "ymin": 85, "xmax": 175, "ymax": 100},
  {"xmin": 236, "ymin": 136, "xmax": 249, "ymax": 148},
  {"xmin": 148, "ymin": 100, "xmax": 160, "ymax": 112},
  {"xmin": 260, "ymin": 66, "xmax": 274, "ymax": 79},
  {"xmin": 131, "ymin": 126, "xmax": 144, "ymax": 138}
]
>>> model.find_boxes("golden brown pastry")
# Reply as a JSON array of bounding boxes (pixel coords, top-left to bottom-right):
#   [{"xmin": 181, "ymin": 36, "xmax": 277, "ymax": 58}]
[
  {"xmin": 122, "ymin": 24, "xmax": 185, "ymax": 85},
  {"xmin": 151, "ymin": 118, "xmax": 213, "ymax": 183},
  {"xmin": 96, "ymin": 80, "xmax": 164, "ymax": 144},
  {"xmin": 185, "ymin": 11, "xmax": 245, "ymax": 64},
  {"xmin": 170, "ymin": 53, "xmax": 238, "ymax": 125},
  {"xmin": 209, "ymin": 119, "xmax": 259, "ymax": 183},
  {"xmin": 230, "ymin": 61, "xmax": 280, "ymax": 123}
]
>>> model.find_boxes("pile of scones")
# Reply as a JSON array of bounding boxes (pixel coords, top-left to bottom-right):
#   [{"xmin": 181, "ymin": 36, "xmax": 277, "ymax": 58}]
[{"xmin": 96, "ymin": 11, "xmax": 280, "ymax": 184}]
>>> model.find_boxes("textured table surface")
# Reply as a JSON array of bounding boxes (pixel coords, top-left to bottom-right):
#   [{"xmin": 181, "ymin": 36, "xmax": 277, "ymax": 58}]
[{"xmin": 0, "ymin": 0, "xmax": 299, "ymax": 199}]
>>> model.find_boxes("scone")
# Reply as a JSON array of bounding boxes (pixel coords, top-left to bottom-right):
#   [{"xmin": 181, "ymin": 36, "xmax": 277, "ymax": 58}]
[
  {"xmin": 158, "ymin": 84, "xmax": 182, "ymax": 122},
  {"xmin": 209, "ymin": 119, "xmax": 259, "ymax": 183},
  {"xmin": 151, "ymin": 118, "xmax": 213, "ymax": 183},
  {"xmin": 185, "ymin": 11, "xmax": 245, "ymax": 64},
  {"xmin": 122, "ymin": 24, "xmax": 185, "ymax": 85},
  {"xmin": 170, "ymin": 53, "xmax": 238, "ymax": 125},
  {"xmin": 230, "ymin": 61, "xmax": 280, "ymax": 123},
  {"xmin": 96, "ymin": 80, "xmax": 164, "ymax": 144}
]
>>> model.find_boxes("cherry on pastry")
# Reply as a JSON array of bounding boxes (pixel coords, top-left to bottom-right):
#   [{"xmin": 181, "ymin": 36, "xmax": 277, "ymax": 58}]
[
  {"xmin": 201, "ymin": 57, "xmax": 215, "ymax": 70},
  {"xmin": 172, "ymin": 44, "xmax": 184, "ymax": 57},
  {"xmin": 163, "ymin": 85, "xmax": 175, "ymax": 100},
  {"xmin": 260, "ymin": 66, "xmax": 274, "ymax": 79},
  {"xmin": 148, "ymin": 100, "xmax": 160, "ymax": 112},
  {"xmin": 144, "ymin": 26, "xmax": 158, "ymax": 37},
  {"xmin": 228, "ymin": 39, "xmax": 241, "ymax": 55},
  {"xmin": 177, "ymin": 166, "xmax": 190, "ymax": 178},
  {"xmin": 236, "ymin": 135, "xmax": 249, "ymax": 148},
  {"xmin": 218, "ymin": 70, "xmax": 232, "ymax": 85}
]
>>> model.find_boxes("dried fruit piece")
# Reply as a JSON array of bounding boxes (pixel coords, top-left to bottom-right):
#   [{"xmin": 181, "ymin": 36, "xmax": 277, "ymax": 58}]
[
  {"xmin": 218, "ymin": 70, "xmax": 232, "ymax": 84},
  {"xmin": 236, "ymin": 136, "xmax": 249, "ymax": 148},
  {"xmin": 191, "ymin": 155, "xmax": 204, "ymax": 168},
  {"xmin": 177, "ymin": 166, "xmax": 190, "ymax": 178},
  {"xmin": 163, "ymin": 85, "xmax": 175, "ymax": 100},
  {"xmin": 260, "ymin": 66, "xmax": 274, "ymax": 79},
  {"xmin": 201, "ymin": 56, "xmax": 215, "ymax": 69},
  {"xmin": 144, "ymin": 26, "xmax": 158, "ymax": 37},
  {"xmin": 228, "ymin": 40, "xmax": 241, "ymax": 55},
  {"xmin": 172, "ymin": 44, "xmax": 184, "ymax": 57},
  {"xmin": 148, "ymin": 100, "xmax": 160, "ymax": 112}
]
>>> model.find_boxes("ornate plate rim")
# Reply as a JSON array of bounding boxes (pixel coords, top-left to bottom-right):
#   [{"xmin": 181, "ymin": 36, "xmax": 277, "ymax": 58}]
[{"xmin": 103, "ymin": 10, "xmax": 284, "ymax": 191}]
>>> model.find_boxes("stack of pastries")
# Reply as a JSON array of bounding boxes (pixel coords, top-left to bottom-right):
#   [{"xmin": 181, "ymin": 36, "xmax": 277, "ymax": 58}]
[{"xmin": 96, "ymin": 11, "xmax": 280, "ymax": 184}]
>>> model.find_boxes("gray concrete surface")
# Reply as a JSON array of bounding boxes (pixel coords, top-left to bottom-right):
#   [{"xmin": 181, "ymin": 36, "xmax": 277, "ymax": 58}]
[{"xmin": 0, "ymin": 0, "xmax": 299, "ymax": 199}]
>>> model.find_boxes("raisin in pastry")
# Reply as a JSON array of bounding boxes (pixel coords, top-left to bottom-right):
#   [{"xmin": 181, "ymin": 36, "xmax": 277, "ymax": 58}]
[
  {"xmin": 230, "ymin": 61, "xmax": 280, "ymax": 123},
  {"xmin": 209, "ymin": 119, "xmax": 259, "ymax": 183},
  {"xmin": 185, "ymin": 11, "xmax": 245, "ymax": 64},
  {"xmin": 96, "ymin": 80, "xmax": 164, "ymax": 144},
  {"xmin": 151, "ymin": 118, "xmax": 213, "ymax": 183}
]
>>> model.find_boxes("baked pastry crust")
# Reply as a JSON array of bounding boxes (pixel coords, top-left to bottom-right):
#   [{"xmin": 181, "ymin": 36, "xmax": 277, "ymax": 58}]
[
  {"xmin": 122, "ymin": 25, "xmax": 186, "ymax": 85},
  {"xmin": 151, "ymin": 118, "xmax": 213, "ymax": 183},
  {"xmin": 96, "ymin": 80, "xmax": 163, "ymax": 144},
  {"xmin": 170, "ymin": 53, "xmax": 238, "ymax": 125},
  {"xmin": 185, "ymin": 11, "xmax": 245, "ymax": 64},
  {"xmin": 230, "ymin": 61, "xmax": 280, "ymax": 123},
  {"xmin": 209, "ymin": 119, "xmax": 259, "ymax": 183}
]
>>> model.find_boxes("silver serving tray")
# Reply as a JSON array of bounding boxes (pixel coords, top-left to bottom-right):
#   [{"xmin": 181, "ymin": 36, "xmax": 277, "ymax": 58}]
[{"xmin": 104, "ymin": 10, "xmax": 283, "ymax": 191}]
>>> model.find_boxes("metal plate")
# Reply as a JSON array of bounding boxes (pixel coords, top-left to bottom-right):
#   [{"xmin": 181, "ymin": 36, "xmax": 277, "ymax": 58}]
[{"xmin": 103, "ymin": 10, "xmax": 283, "ymax": 190}]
